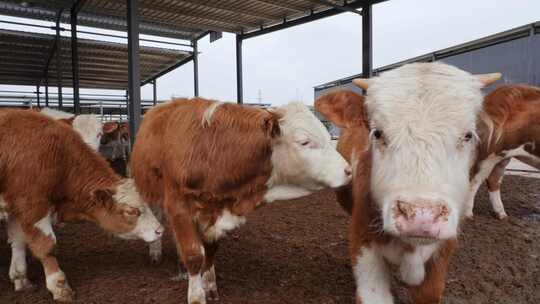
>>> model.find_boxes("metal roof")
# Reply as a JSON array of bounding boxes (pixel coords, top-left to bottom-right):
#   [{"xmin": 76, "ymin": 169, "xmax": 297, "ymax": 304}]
[
  {"xmin": 0, "ymin": 28, "xmax": 192, "ymax": 89},
  {"xmin": 0, "ymin": 0, "xmax": 379, "ymax": 40}
]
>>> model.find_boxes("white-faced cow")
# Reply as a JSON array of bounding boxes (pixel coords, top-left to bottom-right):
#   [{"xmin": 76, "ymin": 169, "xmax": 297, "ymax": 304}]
[
  {"xmin": 465, "ymin": 84, "xmax": 540, "ymax": 219},
  {"xmin": 0, "ymin": 110, "xmax": 163, "ymax": 302},
  {"xmin": 39, "ymin": 107, "xmax": 103, "ymax": 151},
  {"xmin": 316, "ymin": 62, "xmax": 501, "ymax": 304},
  {"xmin": 131, "ymin": 98, "xmax": 351, "ymax": 304}
]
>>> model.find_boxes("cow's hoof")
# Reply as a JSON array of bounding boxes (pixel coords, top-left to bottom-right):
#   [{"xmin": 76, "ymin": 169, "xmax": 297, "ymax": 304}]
[
  {"xmin": 188, "ymin": 296, "xmax": 206, "ymax": 304},
  {"xmin": 148, "ymin": 240, "xmax": 163, "ymax": 265},
  {"xmin": 13, "ymin": 277, "xmax": 35, "ymax": 291},
  {"xmin": 497, "ymin": 213, "xmax": 508, "ymax": 220},
  {"xmin": 207, "ymin": 289, "xmax": 220, "ymax": 301},
  {"xmin": 52, "ymin": 287, "xmax": 75, "ymax": 302},
  {"xmin": 149, "ymin": 253, "xmax": 162, "ymax": 265}
]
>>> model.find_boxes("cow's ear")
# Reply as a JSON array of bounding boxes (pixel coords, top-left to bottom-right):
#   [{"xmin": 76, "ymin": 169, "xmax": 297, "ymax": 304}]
[
  {"xmin": 315, "ymin": 90, "xmax": 366, "ymax": 128},
  {"xmin": 262, "ymin": 112, "xmax": 281, "ymax": 138},
  {"xmin": 103, "ymin": 122, "xmax": 119, "ymax": 134}
]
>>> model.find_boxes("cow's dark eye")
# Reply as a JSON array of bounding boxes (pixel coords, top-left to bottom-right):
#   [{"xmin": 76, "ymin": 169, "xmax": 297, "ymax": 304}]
[
  {"xmin": 301, "ymin": 140, "xmax": 310, "ymax": 146},
  {"xmin": 464, "ymin": 132, "xmax": 474, "ymax": 142},
  {"xmin": 372, "ymin": 129, "xmax": 383, "ymax": 139}
]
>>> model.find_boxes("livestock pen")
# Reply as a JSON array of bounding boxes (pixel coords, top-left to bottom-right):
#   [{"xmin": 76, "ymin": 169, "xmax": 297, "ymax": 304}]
[{"xmin": 0, "ymin": 1, "xmax": 539, "ymax": 304}]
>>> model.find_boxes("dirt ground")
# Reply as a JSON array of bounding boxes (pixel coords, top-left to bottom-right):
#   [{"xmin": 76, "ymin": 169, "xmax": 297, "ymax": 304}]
[{"xmin": 0, "ymin": 176, "xmax": 539, "ymax": 304}]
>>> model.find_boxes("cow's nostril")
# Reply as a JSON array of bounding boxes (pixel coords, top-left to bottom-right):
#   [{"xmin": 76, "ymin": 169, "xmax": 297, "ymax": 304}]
[
  {"xmin": 155, "ymin": 227, "xmax": 164, "ymax": 236},
  {"xmin": 434, "ymin": 205, "xmax": 450, "ymax": 221},
  {"xmin": 396, "ymin": 200, "xmax": 415, "ymax": 219},
  {"xmin": 344, "ymin": 166, "xmax": 352, "ymax": 177}
]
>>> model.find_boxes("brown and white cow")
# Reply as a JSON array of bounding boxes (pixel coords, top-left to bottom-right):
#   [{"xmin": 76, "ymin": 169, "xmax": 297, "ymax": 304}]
[
  {"xmin": 131, "ymin": 98, "xmax": 351, "ymax": 304},
  {"xmin": 465, "ymin": 84, "xmax": 540, "ymax": 219},
  {"xmin": 316, "ymin": 62, "xmax": 501, "ymax": 304},
  {"xmin": 39, "ymin": 107, "xmax": 103, "ymax": 151},
  {"xmin": 0, "ymin": 110, "xmax": 163, "ymax": 302}
]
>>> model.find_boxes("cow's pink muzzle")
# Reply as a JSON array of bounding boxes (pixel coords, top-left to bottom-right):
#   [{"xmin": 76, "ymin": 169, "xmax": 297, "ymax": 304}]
[{"xmin": 393, "ymin": 200, "xmax": 450, "ymax": 239}]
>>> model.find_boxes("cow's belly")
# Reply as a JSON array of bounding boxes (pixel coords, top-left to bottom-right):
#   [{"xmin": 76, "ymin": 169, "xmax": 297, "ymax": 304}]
[{"xmin": 201, "ymin": 210, "xmax": 246, "ymax": 242}]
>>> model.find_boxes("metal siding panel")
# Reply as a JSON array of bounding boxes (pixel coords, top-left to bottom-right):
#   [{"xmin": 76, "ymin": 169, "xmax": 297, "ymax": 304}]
[{"xmin": 440, "ymin": 36, "xmax": 532, "ymax": 92}]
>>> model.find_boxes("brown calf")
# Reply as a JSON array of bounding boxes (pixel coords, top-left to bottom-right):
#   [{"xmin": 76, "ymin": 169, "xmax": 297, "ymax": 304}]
[
  {"xmin": 316, "ymin": 91, "xmax": 456, "ymax": 304},
  {"xmin": 466, "ymin": 84, "xmax": 540, "ymax": 219},
  {"xmin": 0, "ymin": 110, "xmax": 162, "ymax": 302},
  {"xmin": 131, "ymin": 97, "xmax": 351, "ymax": 304}
]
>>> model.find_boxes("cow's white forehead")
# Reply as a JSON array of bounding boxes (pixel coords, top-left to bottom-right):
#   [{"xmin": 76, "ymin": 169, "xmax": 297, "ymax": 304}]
[
  {"xmin": 366, "ymin": 63, "xmax": 484, "ymax": 142},
  {"xmin": 276, "ymin": 102, "xmax": 330, "ymax": 143}
]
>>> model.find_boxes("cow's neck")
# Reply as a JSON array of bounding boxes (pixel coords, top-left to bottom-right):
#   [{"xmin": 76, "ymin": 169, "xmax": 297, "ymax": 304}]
[
  {"xmin": 56, "ymin": 153, "xmax": 120, "ymax": 221},
  {"xmin": 263, "ymin": 184, "xmax": 312, "ymax": 203}
]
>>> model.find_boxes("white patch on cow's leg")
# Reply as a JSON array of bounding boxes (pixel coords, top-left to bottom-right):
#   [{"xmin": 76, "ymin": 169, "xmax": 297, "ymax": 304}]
[
  {"xmin": 466, "ymin": 154, "xmax": 504, "ymax": 218},
  {"xmin": 149, "ymin": 239, "xmax": 162, "ymax": 264},
  {"xmin": 8, "ymin": 220, "xmax": 33, "ymax": 291},
  {"xmin": 202, "ymin": 265, "xmax": 219, "ymax": 301},
  {"xmin": 46, "ymin": 271, "xmax": 74, "ymax": 302},
  {"xmin": 34, "ymin": 211, "xmax": 57, "ymax": 243},
  {"xmin": 489, "ymin": 189, "xmax": 508, "ymax": 220},
  {"xmin": 188, "ymin": 273, "xmax": 206, "ymax": 304},
  {"xmin": 354, "ymin": 246, "xmax": 394, "ymax": 304}
]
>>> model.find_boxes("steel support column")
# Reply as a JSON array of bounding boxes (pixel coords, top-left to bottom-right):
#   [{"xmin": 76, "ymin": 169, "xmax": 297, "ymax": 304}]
[
  {"xmin": 152, "ymin": 79, "xmax": 157, "ymax": 106},
  {"xmin": 127, "ymin": 0, "xmax": 142, "ymax": 147},
  {"xmin": 55, "ymin": 17, "xmax": 63, "ymax": 109},
  {"xmin": 236, "ymin": 34, "xmax": 243, "ymax": 104},
  {"xmin": 36, "ymin": 85, "xmax": 40, "ymax": 107},
  {"xmin": 362, "ymin": 4, "xmax": 373, "ymax": 78},
  {"xmin": 45, "ymin": 79, "xmax": 49, "ymax": 107},
  {"xmin": 193, "ymin": 40, "xmax": 199, "ymax": 97},
  {"xmin": 71, "ymin": 5, "xmax": 81, "ymax": 114}
]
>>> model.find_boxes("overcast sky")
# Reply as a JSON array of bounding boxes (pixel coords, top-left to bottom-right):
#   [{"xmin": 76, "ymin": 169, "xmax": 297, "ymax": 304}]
[{"xmin": 1, "ymin": 0, "xmax": 539, "ymax": 106}]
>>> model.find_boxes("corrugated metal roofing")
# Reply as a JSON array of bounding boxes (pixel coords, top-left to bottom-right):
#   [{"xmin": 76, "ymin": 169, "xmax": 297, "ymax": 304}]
[
  {"xmin": 0, "ymin": 0, "xmax": 368, "ymax": 40},
  {"xmin": 0, "ymin": 28, "xmax": 192, "ymax": 89}
]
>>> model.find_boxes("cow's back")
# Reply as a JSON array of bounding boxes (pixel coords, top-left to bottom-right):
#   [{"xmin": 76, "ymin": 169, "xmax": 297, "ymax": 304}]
[
  {"xmin": 0, "ymin": 110, "xmax": 100, "ymax": 198},
  {"xmin": 480, "ymin": 85, "xmax": 540, "ymax": 158},
  {"xmin": 132, "ymin": 98, "xmax": 277, "ymax": 209}
]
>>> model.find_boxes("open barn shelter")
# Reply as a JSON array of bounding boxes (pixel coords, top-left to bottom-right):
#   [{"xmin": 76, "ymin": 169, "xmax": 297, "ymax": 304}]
[{"xmin": 0, "ymin": 0, "xmax": 388, "ymax": 145}]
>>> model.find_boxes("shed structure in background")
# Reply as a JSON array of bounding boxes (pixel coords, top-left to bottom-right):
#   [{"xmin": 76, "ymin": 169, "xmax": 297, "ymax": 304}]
[{"xmin": 0, "ymin": 0, "xmax": 388, "ymax": 143}]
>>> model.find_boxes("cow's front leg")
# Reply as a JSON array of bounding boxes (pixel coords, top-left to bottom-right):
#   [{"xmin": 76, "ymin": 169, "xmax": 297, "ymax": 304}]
[
  {"xmin": 408, "ymin": 240, "xmax": 456, "ymax": 304},
  {"xmin": 464, "ymin": 176, "xmax": 482, "ymax": 219},
  {"xmin": 202, "ymin": 242, "xmax": 219, "ymax": 301},
  {"xmin": 353, "ymin": 245, "xmax": 393, "ymax": 304},
  {"xmin": 486, "ymin": 158, "xmax": 511, "ymax": 219},
  {"xmin": 148, "ymin": 206, "xmax": 164, "ymax": 264},
  {"xmin": 19, "ymin": 210, "xmax": 74, "ymax": 302},
  {"xmin": 165, "ymin": 197, "xmax": 206, "ymax": 304},
  {"xmin": 7, "ymin": 219, "xmax": 34, "ymax": 291}
]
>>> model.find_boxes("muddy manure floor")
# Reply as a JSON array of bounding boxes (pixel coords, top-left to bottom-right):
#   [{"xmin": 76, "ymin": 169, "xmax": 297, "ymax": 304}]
[{"xmin": 0, "ymin": 176, "xmax": 539, "ymax": 304}]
